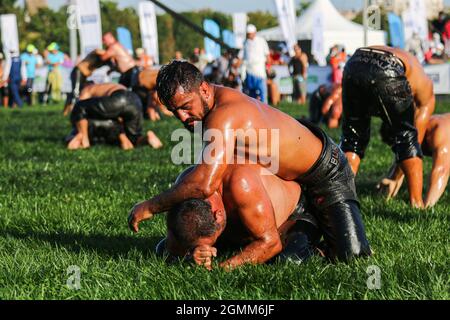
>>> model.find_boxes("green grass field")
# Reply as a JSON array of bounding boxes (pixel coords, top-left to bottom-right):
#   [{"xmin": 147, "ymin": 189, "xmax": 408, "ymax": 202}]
[{"xmin": 0, "ymin": 101, "xmax": 448, "ymax": 300}]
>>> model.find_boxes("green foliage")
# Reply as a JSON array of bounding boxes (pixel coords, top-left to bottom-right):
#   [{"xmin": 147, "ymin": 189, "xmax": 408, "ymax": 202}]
[
  {"xmin": 247, "ymin": 11, "xmax": 278, "ymax": 31},
  {"xmin": 0, "ymin": 101, "xmax": 448, "ymax": 299}
]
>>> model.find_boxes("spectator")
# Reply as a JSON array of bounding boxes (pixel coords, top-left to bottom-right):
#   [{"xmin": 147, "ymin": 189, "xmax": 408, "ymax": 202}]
[
  {"xmin": 329, "ymin": 45, "xmax": 347, "ymax": 85},
  {"xmin": 198, "ymin": 48, "xmax": 209, "ymax": 72},
  {"xmin": 174, "ymin": 51, "xmax": 183, "ymax": 61},
  {"xmin": 189, "ymin": 47, "xmax": 201, "ymax": 69},
  {"xmin": 45, "ymin": 42, "xmax": 64, "ymax": 103},
  {"xmin": 0, "ymin": 52, "xmax": 8, "ymax": 107},
  {"xmin": 406, "ymin": 32, "xmax": 426, "ymax": 63},
  {"xmin": 136, "ymin": 48, "xmax": 154, "ymax": 69},
  {"xmin": 20, "ymin": 44, "xmax": 38, "ymax": 106},
  {"xmin": 289, "ymin": 44, "xmax": 309, "ymax": 105},
  {"xmin": 241, "ymin": 24, "xmax": 270, "ymax": 103},
  {"xmin": 8, "ymin": 50, "xmax": 25, "ymax": 108}
]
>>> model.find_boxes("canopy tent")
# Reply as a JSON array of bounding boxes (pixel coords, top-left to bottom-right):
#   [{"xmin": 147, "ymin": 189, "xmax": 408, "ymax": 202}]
[{"xmin": 258, "ymin": 0, "xmax": 386, "ymax": 57}]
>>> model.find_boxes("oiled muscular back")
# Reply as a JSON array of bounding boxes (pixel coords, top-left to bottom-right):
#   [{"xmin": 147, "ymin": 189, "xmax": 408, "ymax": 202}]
[
  {"xmin": 138, "ymin": 69, "xmax": 159, "ymax": 90},
  {"xmin": 79, "ymin": 83, "xmax": 127, "ymax": 100},
  {"xmin": 426, "ymin": 113, "xmax": 450, "ymax": 151},
  {"xmin": 77, "ymin": 51, "xmax": 105, "ymax": 77},
  {"xmin": 211, "ymin": 86, "xmax": 323, "ymax": 181}
]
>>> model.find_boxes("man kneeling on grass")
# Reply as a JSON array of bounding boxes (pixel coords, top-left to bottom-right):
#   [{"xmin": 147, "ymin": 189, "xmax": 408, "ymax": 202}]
[
  {"xmin": 379, "ymin": 113, "xmax": 450, "ymax": 208},
  {"xmin": 154, "ymin": 164, "xmax": 371, "ymax": 270},
  {"xmin": 66, "ymin": 83, "xmax": 162, "ymax": 150}
]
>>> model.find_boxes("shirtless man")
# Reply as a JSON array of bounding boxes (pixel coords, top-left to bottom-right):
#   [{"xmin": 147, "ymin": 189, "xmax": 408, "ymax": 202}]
[
  {"xmin": 128, "ymin": 61, "xmax": 371, "ymax": 267},
  {"xmin": 63, "ymin": 50, "xmax": 111, "ymax": 116},
  {"xmin": 133, "ymin": 68, "xmax": 173, "ymax": 121},
  {"xmin": 67, "ymin": 83, "xmax": 162, "ymax": 150},
  {"xmin": 321, "ymin": 84, "xmax": 342, "ymax": 129},
  {"xmin": 97, "ymin": 32, "xmax": 139, "ymax": 88},
  {"xmin": 379, "ymin": 113, "xmax": 450, "ymax": 208},
  {"xmin": 156, "ymin": 165, "xmax": 324, "ymax": 269},
  {"xmin": 341, "ymin": 46, "xmax": 435, "ymax": 208}
]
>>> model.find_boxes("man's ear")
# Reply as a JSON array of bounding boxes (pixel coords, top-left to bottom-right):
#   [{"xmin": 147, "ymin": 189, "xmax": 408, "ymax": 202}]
[
  {"xmin": 200, "ymin": 81, "xmax": 210, "ymax": 97},
  {"xmin": 213, "ymin": 209, "xmax": 225, "ymax": 224}
]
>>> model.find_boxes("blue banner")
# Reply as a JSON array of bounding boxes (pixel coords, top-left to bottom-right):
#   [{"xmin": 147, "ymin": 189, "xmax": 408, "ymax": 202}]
[
  {"xmin": 203, "ymin": 19, "xmax": 221, "ymax": 60},
  {"xmin": 222, "ymin": 29, "xmax": 236, "ymax": 49},
  {"xmin": 388, "ymin": 13, "xmax": 405, "ymax": 49},
  {"xmin": 117, "ymin": 27, "xmax": 133, "ymax": 55}
]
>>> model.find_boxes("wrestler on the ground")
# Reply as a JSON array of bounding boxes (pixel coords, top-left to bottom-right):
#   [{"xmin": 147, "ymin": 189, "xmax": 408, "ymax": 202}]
[
  {"xmin": 341, "ymin": 46, "xmax": 435, "ymax": 208},
  {"xmin": 63, "ymin": 50, "xmax": 112, "ymax": 116},
  {"xmin": 378, "ymin": 113, "xmax": 450, "ymax": 208},
  {"xmin": 308, "ymin": 84, "xmax": 342, "ymax": 128},
  {"xmin": 128, "ymin": 61, "xmax": 371, "ymax": 268},
  {"xmin": 97, "ymin": 32, "xmax": 140, "ymax": 88},
  {"xmin": 67, "ymin": 83, "xmax": 162, "ymax": 150},
  {"xmin": 156, "ymin": 165, "xmax": 323, "ymax": 269},
  {"xmin": 133, "ymin": 68, "xmax": 173, "ymax": 121}
]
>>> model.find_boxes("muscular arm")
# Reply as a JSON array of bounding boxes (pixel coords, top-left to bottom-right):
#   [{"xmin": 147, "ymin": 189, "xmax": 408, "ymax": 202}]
[
  {"xmin": 97, "ymin": 47, "xmax": 116, "ymax": 62},
  {"xmin": 220, "ymin": 173, "xmax": 282, "ymax": 269},
  {"xmin": 128, "ymin": 109, "xmax": 237, "ymax": 232}
]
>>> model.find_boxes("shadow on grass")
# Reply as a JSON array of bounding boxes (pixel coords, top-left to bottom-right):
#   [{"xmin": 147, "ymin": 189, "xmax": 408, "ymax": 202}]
[{"xmin": 3, "ymin": 227, "xmax": 163, "ymax": 258}]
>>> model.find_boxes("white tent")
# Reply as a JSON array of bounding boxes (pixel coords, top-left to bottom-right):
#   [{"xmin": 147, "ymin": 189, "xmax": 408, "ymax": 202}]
[{"xmin": 258, "ymin": 0, "xmax": 386, "ymax": 57}]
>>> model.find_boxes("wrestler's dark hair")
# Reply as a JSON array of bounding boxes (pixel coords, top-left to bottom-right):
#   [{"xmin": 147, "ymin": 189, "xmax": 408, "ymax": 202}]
[
  {"xmin": 167, "ymin": 198, "xmax": 218, "ymax": 247},
  {"xmin": 156, "ymin": 60, "xmax": 204, "ymax": 107}
]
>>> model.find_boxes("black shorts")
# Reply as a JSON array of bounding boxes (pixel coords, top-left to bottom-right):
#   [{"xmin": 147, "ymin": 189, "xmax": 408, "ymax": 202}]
[
  {"xmin": 71, "ymin": 90, "xmax": 143, "ymax": 145},
  {"xmin": 119, "ymin": 66, "xmax": 140, "ymax": 88},
  {"xmin": 341, "ymin": 48, "xmax": 422, "ymax": 162},
  {"xmin": 297, "ymin": 120, "xmax": 371, "ymax": 261}
]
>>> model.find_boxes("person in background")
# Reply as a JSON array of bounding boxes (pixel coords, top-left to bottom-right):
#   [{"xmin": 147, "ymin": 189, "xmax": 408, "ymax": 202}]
[
  {"xmin": 241, "ymin": 24, "xmax": 270, "ymax": 103},
  {"xmin": 45, "ymin": 42, "xmax": 64, "ymax": 103},
  {"xmin": 136, "ymin": 48, "xmax": 154, "ymax": 69},
  {"xmin": 8, "ymin": 49, "xmax": 25, "ymax": 108},
  {"xmin": 198, "ymin": 48, "xmax": 209, "ymax": 72},
  {"xmin": 20, "ymin": 44, "xmax": 38, "ymax": 106},
  {"xmin": 174, "ymin": 51, "xmax": 183, "ymax": 61},
  {"xmin": 289, "ymin": 44, "xmax": 308, "ymax": 105},
  {"xmin": 406, "ymin": 32, "xmax": 426, "ymax": 64},
  {"xmin": 329, "ymin": 45, "xmax": 347, "ymax": 85},
  {"xmin": 0, "ymin": 52, "xmax": 8, "ymax": 107}
]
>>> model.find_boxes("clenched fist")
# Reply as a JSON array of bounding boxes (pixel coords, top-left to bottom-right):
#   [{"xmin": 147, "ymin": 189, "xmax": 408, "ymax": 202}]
[{"xmin": 128, "ymin": 201, "xmax": 154, "ymax": 233}]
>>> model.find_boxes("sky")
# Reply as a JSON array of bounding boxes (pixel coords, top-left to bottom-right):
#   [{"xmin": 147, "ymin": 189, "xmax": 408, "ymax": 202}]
[{"xmin": 40, "ymin": 0, "xmax": 450, "ymax": 14}]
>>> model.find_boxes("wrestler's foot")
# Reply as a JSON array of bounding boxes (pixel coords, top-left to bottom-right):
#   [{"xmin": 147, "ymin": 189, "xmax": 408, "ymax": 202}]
[
  {"xmin": 147, "ymin": 130, "xmax": 163, "ymax": 149},
  {"xmin": 81, "ymin": 135, "xmax": 90, "ymax": 149},
  {"xmin": 67, "ymin": 133, "xmax": 83, "ymax": 150}
]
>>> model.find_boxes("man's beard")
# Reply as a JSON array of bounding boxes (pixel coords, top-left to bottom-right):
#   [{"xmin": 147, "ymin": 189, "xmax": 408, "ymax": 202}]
[{"xmin": 184, "ymin": 98, "xmax": 210, "ymax": 132}]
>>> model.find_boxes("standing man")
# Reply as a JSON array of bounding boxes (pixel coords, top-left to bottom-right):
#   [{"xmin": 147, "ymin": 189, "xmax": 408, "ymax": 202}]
[
  {"xmin": 45, "ymin": 42, "xmax": 65, "ymax": 103},
  {"xmin": 20, "ymin": 44, "xmax": 38, "ymax": 106},
  {"xmin": 340, "ymin": 46, "xmax": 435, "ymax": 208},
  {"xmin": 97, "ymin": 32, "xmax": 139, "ymax": 88},
  {"xmin": 289, "ymin": 44, "xmax": 309, "ymax": 105},
  {"xmin": 241, "ymin": 24, "xmax": 270, "ymax": 103},
  {"xmin": 8, "ymin": 50, "xmax": 25, "ymax": 108}
]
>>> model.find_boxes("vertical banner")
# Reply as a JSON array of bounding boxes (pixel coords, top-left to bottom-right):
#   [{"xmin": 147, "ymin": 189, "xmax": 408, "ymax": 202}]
[
  {"xmin": 388, "ymin": 13, "xmax": 405, "ymax": 49},
  {"xmin": 0, "ymin": 14, "xmax": 20, "ymax": 55},
  {"xmin": 311, "ymin": 12, "xmax": 326, "ymax": 66},
  {"xmin": 222, "ymin": 30, "xmax": 236, "ymax": 49},
  {"xmin": 274, "ymin": 0, "xmax": 297, "ymax": 56},
  {"xmin": 138, "ymin": 1, "xmax": 159, "ymax": 64},
  {"xmin": 76, "ymin": 0, "xmax": 102, "ymax": 57},
  {"xmin": 203, "ymin": 19, "xmax": 221, "ymax": 60},
  {"xmin": 117, "ymin": 27, "xmax": 133, "ymax": 55},
  {"xmin": 232, "ymin": 13, "xmax": 247, "ymax": 49}
]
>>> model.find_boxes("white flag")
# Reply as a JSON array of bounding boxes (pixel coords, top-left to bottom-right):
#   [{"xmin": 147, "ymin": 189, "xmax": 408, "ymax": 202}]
[
  {"xmin": 139, "ymin": 1, "xmax": 159, "ymax": 64},
  {"xmin": 311, "ymin": 12, "xmax": 326, "ymax": 66},
  {"xmin": 76, "ymin": 0, "xmax": 102, "ymax": 57},
  {"xmin": 0, "ymin": 14, "xmax": 20, "ymax": 55},
  {"xmin": 274, "ymin": 0, "xmax": 297, "ymax": 56},
  {"xmin": 232, "ymin": 13, "xmax": 247, "ymax": 49},
  {"xmin": 403, "ymin": 0, "xmax": 428, "ymax": 42}
]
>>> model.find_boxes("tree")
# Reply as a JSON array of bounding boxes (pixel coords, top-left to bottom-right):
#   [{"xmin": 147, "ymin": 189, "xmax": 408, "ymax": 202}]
[{"xmin": 247, "ymin": 11, "xmax": 278, "ymax": 31}]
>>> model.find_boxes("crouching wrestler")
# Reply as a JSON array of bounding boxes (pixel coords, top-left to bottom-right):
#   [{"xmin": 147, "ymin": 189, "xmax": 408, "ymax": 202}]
[
  {"xmin": 67, "ymin": 83, "xmax": 162, "ymax": 150},
  {"xmin": 378, "ymin": 113, "xmax": 450, "ymax": 208},
  {"xmin": 153, "ymin": 161, "xmax": 371, "ymax": 270}
]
